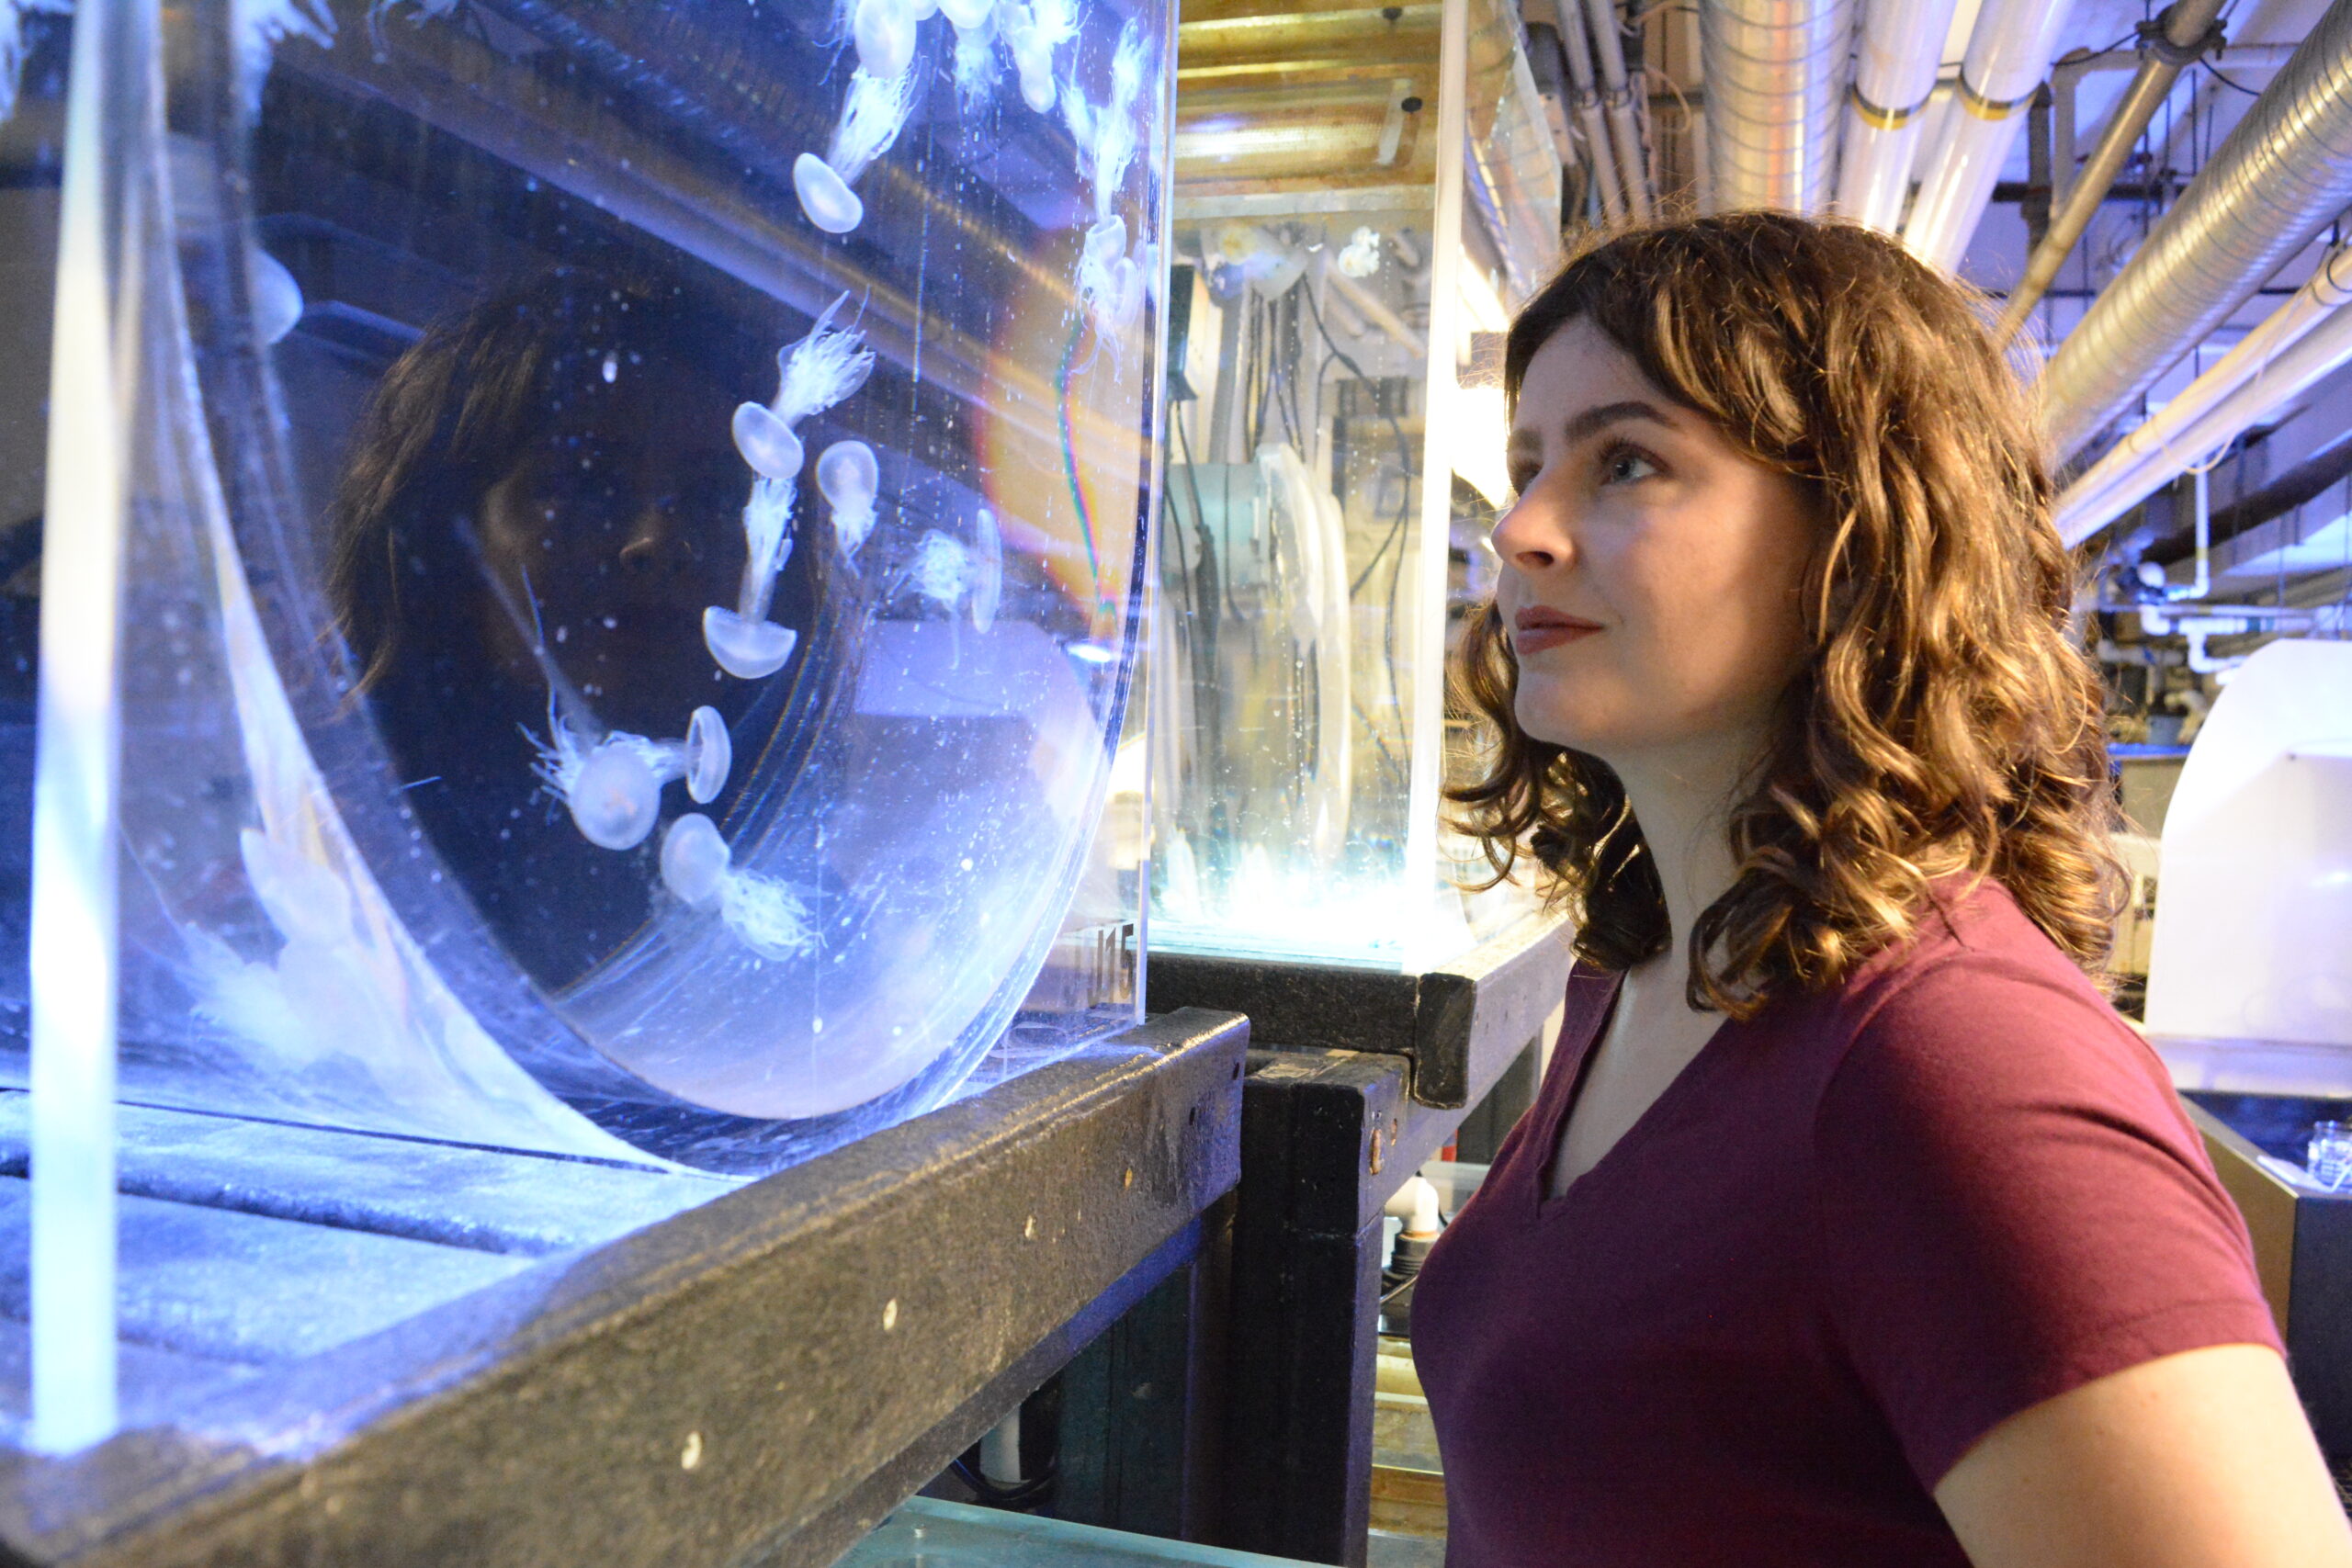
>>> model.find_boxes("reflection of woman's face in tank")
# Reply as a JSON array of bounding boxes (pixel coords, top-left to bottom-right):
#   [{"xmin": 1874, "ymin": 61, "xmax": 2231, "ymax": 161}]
[{"xmin": 471, "ymin": 346, "xmax": 745, "ymax": 738}]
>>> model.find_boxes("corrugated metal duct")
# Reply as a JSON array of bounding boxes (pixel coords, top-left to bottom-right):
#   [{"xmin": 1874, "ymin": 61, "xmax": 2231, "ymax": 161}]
[
  {"xmin": 2041, "ymin": 0, "xmax": 2352, "ymax": 459},
  {"xmin": 1700, "ymin": 0, "xmax": 1856, "ymax": 212}
]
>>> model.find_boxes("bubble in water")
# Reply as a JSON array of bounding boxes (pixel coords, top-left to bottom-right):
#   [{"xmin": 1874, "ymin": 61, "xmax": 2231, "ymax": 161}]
[
  {"xmin": 661, "ymin": 813, "xmax": 732, "ymax": 908},
  {"xmin": 704, "ymin": 607, "xmax": 800, "ymax": 679},
  {"xmin": 568, "ymin": 740, "xmax": 663, "ymax": 851},
  {"xmin": 794, "ymin": 152, "xmax": 865, "ymax": 235},
  {"xmin": 685, "ymin": 705, "xmax": 732, "ymax": 804},
  {"xmin": 732, "ymin": 401, "xmax": 807, "ymax": 482},
  {"xmin": 854, "ymin": 0, "xmax": 917, "ymax": 81}
]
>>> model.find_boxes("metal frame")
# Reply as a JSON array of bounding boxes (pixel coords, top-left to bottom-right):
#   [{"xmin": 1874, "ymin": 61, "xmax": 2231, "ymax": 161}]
[
  {"xmin": 0, "ymin": 1010, "xmax": 1248, "ymax": 1568},
  {"xmin": 1148, "ymin": 914, "xmax": 1571, "ymax": 1107}
]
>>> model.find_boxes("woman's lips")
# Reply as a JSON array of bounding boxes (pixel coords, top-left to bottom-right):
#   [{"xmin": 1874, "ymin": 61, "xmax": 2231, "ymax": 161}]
[{"xmin": 1513, "ymin": 605, "xmax": 1602, "ymax": 655}]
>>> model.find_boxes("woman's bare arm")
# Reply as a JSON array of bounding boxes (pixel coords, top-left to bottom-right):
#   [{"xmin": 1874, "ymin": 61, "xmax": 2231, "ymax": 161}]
[{"xmin": 1935, "ymin": 1344, "xmax": 2352, "ymax": 1568}]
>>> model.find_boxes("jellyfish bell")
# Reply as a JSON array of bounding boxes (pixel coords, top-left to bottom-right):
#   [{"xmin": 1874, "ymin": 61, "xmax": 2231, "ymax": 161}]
[
  {"xmin": 793, "ymin": 151, "xmax": 865, "ymax": 236},
  {"xmin": 249, "ymin": 246, "xmax": 305, "ymax": 345},
  {"xmin": 568, "ymin": 739, "xmax": 664, "ymax": 851},
  {"xmin": 854, "ymin": 0, "xmax": 918, "ymax": 81},
  {"xmin": 1083, "ymin": 213, "xmax": 1127, "ymax": 269},
  {"xmin": 1018, "ymin": 62, "xmax": 1056, "ymax": 114},
  {"xmin": 815, "ymin": 439, "xmax": 879, "ymax": 513},
  {"xmin": 732, "ymin": 401, "xmax": 807, "ymax": 482},
  {"xmin": 1105, "ymin": 255, "xmax": 1145, "ymax": 332},
  {"xmin": 971, "ymin": 508, "xmax": 1003, "ymax": 633},
  {"xmin": 937, "ymin": 0, "xmax": 991, "ymax": 30},
  {"xmin": 660, "ymin": 813, "xmax": 733, "ymax": 909},
  {"xmin": 684, "ymin": 705, "xmax": 733, "ymax": 805},
  {"xmin": 909, "ymin": 0, "xmax": 940, "ymax": 18},
  {"xmin": 704, "ymin": 606, "xmax": 800, "ymax": 680}
]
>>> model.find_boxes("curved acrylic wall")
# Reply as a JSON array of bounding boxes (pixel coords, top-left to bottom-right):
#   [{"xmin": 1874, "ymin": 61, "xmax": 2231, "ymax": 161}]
[{"xmin": 7, "ymin": 0, "xmax": 1167, "ymax": 1170}]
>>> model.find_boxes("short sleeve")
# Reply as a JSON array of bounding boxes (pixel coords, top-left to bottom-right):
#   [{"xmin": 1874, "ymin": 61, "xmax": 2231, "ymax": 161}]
[{"xmin": 1810, "ymin": 953, "xmax": 2282, "ymax": 1489}]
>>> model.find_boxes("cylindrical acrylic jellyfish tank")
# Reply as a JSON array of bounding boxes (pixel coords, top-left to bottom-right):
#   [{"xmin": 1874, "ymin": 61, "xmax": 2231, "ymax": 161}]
[{"xmin": 4, "ymin": 0, "xmax": 1169, "ymax": 1170}]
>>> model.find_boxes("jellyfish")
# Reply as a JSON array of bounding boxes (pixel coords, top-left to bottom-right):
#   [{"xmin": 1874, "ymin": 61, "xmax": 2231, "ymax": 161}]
[
  {"xmin": 1338, "ymin": 225, "xmax": 1383, "ymax": 279},
  {"xmin": 1064, "ymin": 21, "xmax": 1150, "ymax": 223},
  {"xmin": 236, "ymin": 0, "xmax": 335, "ymax": 114},
  {"xmin": 950, "ymin": 15, "xmax": 997, "ymax": 106},
  {"xmin": 563, "ymin": 738, "xmax": 664, "ymax": 852},
  {"xmin": 817, "ymin": 440, "xmax": 881, "ymax": 562},
  {"xmin": 707, "ymin": 299, "xmax": 875, "ymax": 679},
  {"xmin": 704, "ymin": 606, "xmax": 800, "ymax": 681},
  {"xmin": 661, "ymin": 813, "xmax": 731, "ymax": 909},
  {"xmin": 908, "ymin": 530, "xmax": 974, "ymax": 610},
  {"xmin": 684, "ymin": 705, "xmax": 732, "ymax": 805},
  {"xmin": 1001, "ymin": 0, "xmax": 1069, "ymax": 115},
  {"xmin": 852, "ymin": 0, "xmax": 918, "ymax": 81},
  {"xmin": 732, "ymin": 402, "xmax": 806, "ymax": 482},
  {"xmin": 249, "ymin": 247, "xmax": 306, "ymax": 345},
  {"xmin": 936, "ymin": 0, "xmax": 990, "ymax": 29},
  {"xmin": 793, "ymin": 153, "xmax": 865, "ymax": 238},
  {"xmin": 795, "ymin": 62, "xmax": 918, "ymax": 237},
  {"xmin": 971, "ymin": 509, "xmax": 1003, "ymax": 634},
  {"xmin": 774, "ymin": 293, "xmax": 876, "ymax": 425},
  {"xmin": 660, "ymin": 816, "xmax": 820, "ymax": 959}
]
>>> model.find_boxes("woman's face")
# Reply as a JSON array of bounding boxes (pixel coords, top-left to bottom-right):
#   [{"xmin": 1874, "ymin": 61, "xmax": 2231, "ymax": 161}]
[
  {"xmin": 1492, "ymin": 317, "xmax": 1815, "ymax": 767},
  {"xmin": 474, "ymin": 347, "xmax": 748, "ymax": 737}
]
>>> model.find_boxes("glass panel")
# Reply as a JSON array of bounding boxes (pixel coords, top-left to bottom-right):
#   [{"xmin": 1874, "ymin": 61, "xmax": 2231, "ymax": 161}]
[
  {"xmin": 10, "ymin": 0, "xmax": 1172, "ymax": 1448},
  {"xmin": 1154, "ymin": 0, "xmax": 1555, "ymax": 967}
]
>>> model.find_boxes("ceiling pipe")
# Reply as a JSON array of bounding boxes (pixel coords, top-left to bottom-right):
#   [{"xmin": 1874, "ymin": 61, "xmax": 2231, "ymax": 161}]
[
  {"xmin": 1834, "ymin": 0, "xmax": 1963, "ymax": 232},
  {"xmin": 2052, "ymin": 243, "xmax": 2352, "ymax": 546},
  {"xmin": 1552, "ymin": 1, "xmax": 1631, "ymax": 220},
  {"xmin": 1580, "ymin": 0, "xmax": 1656, "ymax": 219},
  {"xmin": 1700, "ymin": 0, "xmax": 1857, "ymax": 212},
  {"xmin": 1996, "ymin": 0, "xmax": 2227, "ymax": 343},
  {"xmin": 1901, "ymin": 0, "xmax": 2079, "ymax": 269},
  {"xmin": 2041, "ymin": 0, "xmax": 2352, "ymax": 459}
]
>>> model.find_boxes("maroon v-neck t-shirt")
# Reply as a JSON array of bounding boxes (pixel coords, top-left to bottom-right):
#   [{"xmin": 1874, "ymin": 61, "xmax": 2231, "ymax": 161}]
[{"xmin": 1411, "ymin": 878, "xmax": 2280, "ymax": 1566}]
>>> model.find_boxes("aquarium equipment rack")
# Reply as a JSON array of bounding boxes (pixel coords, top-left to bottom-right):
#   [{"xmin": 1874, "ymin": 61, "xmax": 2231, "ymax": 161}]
[{"xmin": 0, "ymin": 1010, "xmax": 1247, "ymax": 1568}]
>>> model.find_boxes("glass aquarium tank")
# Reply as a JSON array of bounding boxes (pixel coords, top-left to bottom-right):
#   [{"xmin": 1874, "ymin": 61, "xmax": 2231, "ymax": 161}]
[
  {"xmin": 1, "ymin": 0, "xmax": 1170, "ymax": 1447},
  {"xmin": 1148, "ymin": 0, "xmax": 1558, "ymax": 967}
]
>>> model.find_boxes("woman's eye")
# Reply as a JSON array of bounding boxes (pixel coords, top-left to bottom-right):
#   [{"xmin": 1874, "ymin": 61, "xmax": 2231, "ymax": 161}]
[
  {"xmin": 1600, "ymin": 446, "xmax": 1659, "ymax": 485},
  {"xmin": 1507, "ymin": 464, "xmax": 1539, "ymax": 495}
]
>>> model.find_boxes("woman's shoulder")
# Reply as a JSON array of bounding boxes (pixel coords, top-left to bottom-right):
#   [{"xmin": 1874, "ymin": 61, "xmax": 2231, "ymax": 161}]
[{"xmin": 1804, "ymin": 874, "xmax": 2178, "ymax": 1159}]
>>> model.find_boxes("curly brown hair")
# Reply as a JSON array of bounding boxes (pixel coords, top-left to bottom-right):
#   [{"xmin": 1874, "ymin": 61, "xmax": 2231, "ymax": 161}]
[{"xmin": 1450, "ymin": 211, "xmax": 2122, "ymax": 1016}]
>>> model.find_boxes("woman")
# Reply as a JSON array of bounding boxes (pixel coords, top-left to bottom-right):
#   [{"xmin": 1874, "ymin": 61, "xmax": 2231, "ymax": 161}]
[{"xmin": 1413, "ymin": 212, "xmax": 2352, "ymax": 1566}]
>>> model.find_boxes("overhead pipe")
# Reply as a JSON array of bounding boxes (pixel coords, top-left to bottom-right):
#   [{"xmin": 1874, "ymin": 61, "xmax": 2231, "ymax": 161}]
[
  {"xmin": 1901, "ymin": 0, "xmax": 2078, "ymax": 269},
  {"xmin": 1580, "ymin": 0, "xmax": 1655, "ymax": 219},
  {"xmin": 1700, "ymin": 0, "xmax": 1857, "ymax": 212},
  {"xmin": 1834, "ymin": 0, "xmax": 1963, "ymax": 232},
  {"xmin": 1552, "ymin": 3, "xmax": 1631, "ymax": 220},
  {"xmin": 2041, "ymin": 0, "xmax": 2352, "ymax": 459},
  {"xmin": 2052, "ymin": 243, "xmax": 2352, "ymax": 545},
  {"xmin": 1996, "ymin": 0, "xmax": 2227, "ymax": 342}
]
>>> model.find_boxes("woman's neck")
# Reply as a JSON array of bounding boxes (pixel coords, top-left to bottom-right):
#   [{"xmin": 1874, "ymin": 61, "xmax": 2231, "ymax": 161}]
[{"xmin": 1605, "ymin": 723, "xmax": 1769, "ymax": 999}]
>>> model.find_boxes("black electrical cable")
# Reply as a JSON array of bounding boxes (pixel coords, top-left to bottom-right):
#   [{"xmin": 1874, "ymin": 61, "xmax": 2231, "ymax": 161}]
[{"xmin": 2196, "ymin": 56, "xmax": 2263, "ymax": 96}]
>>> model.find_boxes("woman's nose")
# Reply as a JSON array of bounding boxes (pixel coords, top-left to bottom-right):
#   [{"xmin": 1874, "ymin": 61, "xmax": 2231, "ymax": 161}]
[{"xmin": 1489, "ymin": 482, "xmax": 1574, "ymax": 573}]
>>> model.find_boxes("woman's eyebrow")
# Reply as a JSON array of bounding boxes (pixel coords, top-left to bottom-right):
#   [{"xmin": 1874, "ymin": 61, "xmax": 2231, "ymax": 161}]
[{"xmin": 1558, "ymin": 399, "xmax": 1675, "ymax": 446}]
